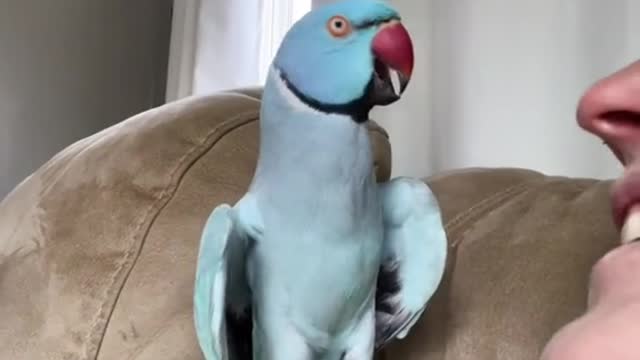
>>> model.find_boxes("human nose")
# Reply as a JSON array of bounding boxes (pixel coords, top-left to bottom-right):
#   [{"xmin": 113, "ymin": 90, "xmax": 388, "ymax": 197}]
[{"xmin": 576, "ymin": 60, "xmax": 640, "ymax": 165}]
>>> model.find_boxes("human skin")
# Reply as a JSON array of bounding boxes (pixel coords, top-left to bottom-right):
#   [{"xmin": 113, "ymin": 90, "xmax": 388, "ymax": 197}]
[{"xmin": 540, "ymin": 60, "xmax": 640, "ymax": 359}]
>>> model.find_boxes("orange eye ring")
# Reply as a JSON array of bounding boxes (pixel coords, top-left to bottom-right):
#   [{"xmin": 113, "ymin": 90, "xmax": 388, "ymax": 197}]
[{"xmin": 327, "ymin": 15, "xmax": 352, "ymax": 38}]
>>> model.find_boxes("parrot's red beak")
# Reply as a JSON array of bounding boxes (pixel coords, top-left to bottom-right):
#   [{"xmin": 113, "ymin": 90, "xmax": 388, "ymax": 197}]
[{"xmin": 370, "ymin": 21, "xmax": 414, "ymax": 106}]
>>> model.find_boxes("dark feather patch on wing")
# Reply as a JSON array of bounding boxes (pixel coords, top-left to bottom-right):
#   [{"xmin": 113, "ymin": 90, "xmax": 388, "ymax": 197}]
[
  {"xmin": 225, "ymin": 306, "xmax": 253, "ymax": 360},
  {"xmin": 376, "ymin": 261, "xmax": 401, "ymax": 312},
  {"xmin": 374, "ymin": 260, "xmax": 407, "ymax": 349}
]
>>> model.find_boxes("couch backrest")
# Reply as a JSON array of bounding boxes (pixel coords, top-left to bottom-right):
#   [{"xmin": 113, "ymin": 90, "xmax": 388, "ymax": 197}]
[
  {"xmin": 380, "ymin": 168, "xmax": 618, "ymax": 360},
  {"xmin": 0, "ymin": 87, "xmax": 620, "ymax": 360},
  {"xmin": 0, "ymin": 88, "xmax": 391, "ymax": 360}
]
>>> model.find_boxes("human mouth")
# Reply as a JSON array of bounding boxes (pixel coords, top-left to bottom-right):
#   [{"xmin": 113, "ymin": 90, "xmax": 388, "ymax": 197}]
[
  {"xmin": 621, "ymin": 207, "xmax": 640, "ymax": 244},
  {"xmin": 611, "ymin": 169, "xmax": 640, "ymax": 243}
]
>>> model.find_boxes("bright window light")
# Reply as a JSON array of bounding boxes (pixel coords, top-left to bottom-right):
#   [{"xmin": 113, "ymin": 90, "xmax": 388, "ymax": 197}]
[{"xmin": 258, "ymin": 0, "xmax": 312, "ymax": 84}]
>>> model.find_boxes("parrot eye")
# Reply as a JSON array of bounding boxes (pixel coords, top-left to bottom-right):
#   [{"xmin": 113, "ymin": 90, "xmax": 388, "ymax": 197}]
[{"xmin": 327, "ymin": 16, "xmax": 352, "ymax": 38}]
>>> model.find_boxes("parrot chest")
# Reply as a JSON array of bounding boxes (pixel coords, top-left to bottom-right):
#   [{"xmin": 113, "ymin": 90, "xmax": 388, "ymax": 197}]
[
  {"xmin": 250, "ymin": 177, "xmax": 384, "ymax": 338},
  {"xmin": 249, "ymin": 96, "xmax": 385, "ymax": 339}
]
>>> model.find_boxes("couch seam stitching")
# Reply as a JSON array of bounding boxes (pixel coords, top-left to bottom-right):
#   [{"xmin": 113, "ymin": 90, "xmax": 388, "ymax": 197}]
[
  {"xmin": 85, "ymin": 109, "xmax": 260, "ymax": 359},
  {"xmin": 444, "ymin": 181, "xmax": 536, "ymax": 246}
]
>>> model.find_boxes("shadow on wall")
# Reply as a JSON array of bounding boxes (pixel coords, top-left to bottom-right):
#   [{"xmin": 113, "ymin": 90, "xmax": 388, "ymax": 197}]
[{"xmin": 0, "ymin": 0, "xmax": 173, "ymax": 199}]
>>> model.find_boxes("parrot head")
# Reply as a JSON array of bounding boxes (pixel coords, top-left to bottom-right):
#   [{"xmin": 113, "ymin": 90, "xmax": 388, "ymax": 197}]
[{"xmin": 272, "ymin": 0, "xmax": 414, "ymax": 121}]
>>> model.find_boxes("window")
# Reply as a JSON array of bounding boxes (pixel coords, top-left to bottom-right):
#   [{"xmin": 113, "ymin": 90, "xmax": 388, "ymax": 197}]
[
  {"xmin": 258, "ymin": 0, "xmax": 312, "ymax": 83},
  {"xmin": 166, "ymin": 0, "xmax": 313, "ymax": 101}
]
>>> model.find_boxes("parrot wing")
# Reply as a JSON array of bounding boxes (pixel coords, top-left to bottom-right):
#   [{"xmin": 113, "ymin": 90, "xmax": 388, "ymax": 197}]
[
  {"xmin": 374, "ymin": 177, "xmax": 448, "ymax": 350},
  {"xmin": 194, "ymin": 196, "xmax": 260, "ymax": 360}
]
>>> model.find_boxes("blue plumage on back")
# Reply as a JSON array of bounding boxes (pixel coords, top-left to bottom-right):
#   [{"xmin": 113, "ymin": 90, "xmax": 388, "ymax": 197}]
[{"xmin": 193, "ymin": 1, "xmax": 447, "ymax": 359}]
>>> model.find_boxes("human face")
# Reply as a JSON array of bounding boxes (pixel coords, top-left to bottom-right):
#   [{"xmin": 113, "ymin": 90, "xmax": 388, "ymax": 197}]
[
  {"xmin": 577, "ymin": 60, "xmax": 640, "ymax": 238},
  {"xmin": 541, "ymin": 60, "xmax": 640, "ymax": 360}
]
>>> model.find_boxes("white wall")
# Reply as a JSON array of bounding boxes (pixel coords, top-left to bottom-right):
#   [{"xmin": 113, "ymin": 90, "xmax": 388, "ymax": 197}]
[
  {"xmin": 314, "ymin": 0, "xmax": 637, "ymax": 180},
  {"xmin": 0, "ymin": 0, "xmax": 173, "ymax": 198},
  {"xmin": 423, "ymin": 0, "xmax": 634, "ymax": 179},
  {"xmin": 378, "ymin": 0, "xmax": 639, "ymax": 179}
]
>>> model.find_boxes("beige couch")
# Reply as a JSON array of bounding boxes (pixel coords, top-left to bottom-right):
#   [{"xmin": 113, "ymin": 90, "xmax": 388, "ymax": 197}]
[{"xmin": 0, "ymin": 88, "xmax": 619, "ymax": 360}]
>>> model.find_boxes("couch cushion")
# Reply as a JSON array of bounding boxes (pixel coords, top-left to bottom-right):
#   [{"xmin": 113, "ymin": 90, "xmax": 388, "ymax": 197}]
[
  {"xmin": 0, "ymin": 88, "xmax": 391, "ymax": 360},
  {"xmin": 380, "ymin": 168, "xmax": 620, "ymax": 360},
  {"xmin": 0, "ymin": 85, "xmax": 619, "ymax": 360}
]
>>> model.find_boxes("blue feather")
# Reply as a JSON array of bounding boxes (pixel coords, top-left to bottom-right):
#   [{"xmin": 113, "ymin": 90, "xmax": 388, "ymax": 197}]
[{"xmin": 274, "ymin": 0, "xmax": 399, "ymax": 105}]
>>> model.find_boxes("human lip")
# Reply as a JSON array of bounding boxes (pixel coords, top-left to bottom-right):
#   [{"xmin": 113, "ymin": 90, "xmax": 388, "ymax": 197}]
[{"xmin": 611, "ymin": 169, "xmax": 640, "ymax": 243}]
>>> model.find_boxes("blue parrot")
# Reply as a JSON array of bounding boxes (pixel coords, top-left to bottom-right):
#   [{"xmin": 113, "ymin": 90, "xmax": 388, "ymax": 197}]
[{"xmin": 193, "ymin": 0, "xmax": 447, "ymax": 359}]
